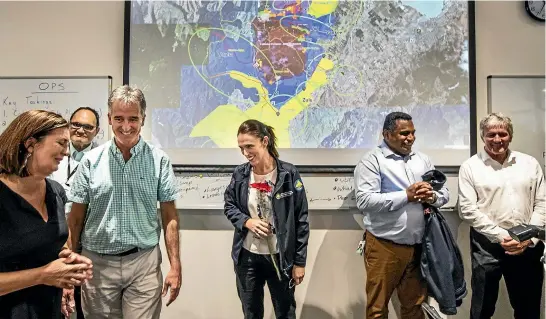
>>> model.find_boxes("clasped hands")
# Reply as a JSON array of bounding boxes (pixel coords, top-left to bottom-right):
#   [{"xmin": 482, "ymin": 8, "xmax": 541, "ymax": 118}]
[
  {"xmin": 407, "ymin": 182, "xmax": 437, "ymax": 208},
  {"xmin": 51, "ymin": 248, "xmax": 93, "ymax": 318}
]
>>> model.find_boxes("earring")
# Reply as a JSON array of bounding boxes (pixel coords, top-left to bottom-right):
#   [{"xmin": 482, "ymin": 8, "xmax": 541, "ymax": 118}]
[{"xmin": 18, "ymin": 152, "xmax": 32, "ymax": 175}]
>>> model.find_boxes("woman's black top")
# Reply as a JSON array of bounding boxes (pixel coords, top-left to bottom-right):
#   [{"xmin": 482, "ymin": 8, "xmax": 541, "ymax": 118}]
[{"xmin": 0, "ymin": 178, "xmax": 69, "ymax": 319}]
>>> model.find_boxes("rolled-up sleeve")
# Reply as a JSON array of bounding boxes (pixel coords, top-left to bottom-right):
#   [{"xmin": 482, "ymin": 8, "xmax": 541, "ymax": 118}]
[{"xmin": 354, "ymin": 154, "xmax": 408, "ymax": 214}]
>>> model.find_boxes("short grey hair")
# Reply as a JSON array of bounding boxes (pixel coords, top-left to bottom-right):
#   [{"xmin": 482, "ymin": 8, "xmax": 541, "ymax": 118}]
[
  {"xmin": 479, "ymin": 112, "xmax": 513, "ymax": 140},
  {"xmin": 108, "ymin": 85, "xmax": 147, "ymax": 116}
]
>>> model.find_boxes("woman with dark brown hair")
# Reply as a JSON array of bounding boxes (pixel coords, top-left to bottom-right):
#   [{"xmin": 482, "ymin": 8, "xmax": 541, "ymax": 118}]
[
  {"xmin": 0, "ymin": 110, "xmax": 93, "ymax": 319},
  {"xmin": 224, "ymin": 119, "xmax": 309, "ymax": 319}
]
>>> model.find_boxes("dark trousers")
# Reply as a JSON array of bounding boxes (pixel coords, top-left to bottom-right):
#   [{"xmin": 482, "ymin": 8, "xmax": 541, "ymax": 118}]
[
  {"xmin": 235, "ymin": 249, "xmax": 296, "ymax": 319},
  {"xmin": 74, "ymin": 245, "xmax": 85, "ymax": 319},
  {"xmin": 470, "ymin": 228, "xmax": 544, "ymax": 319},
  {"xmin": 74, "ymin": 286, "xmax": 84, "ymax": 319}
]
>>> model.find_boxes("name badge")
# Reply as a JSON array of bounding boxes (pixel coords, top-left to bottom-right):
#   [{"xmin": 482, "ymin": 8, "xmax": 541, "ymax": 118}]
[{"xmin": 275, "ymin": 191, "xmax": 293, "ymax": 199}]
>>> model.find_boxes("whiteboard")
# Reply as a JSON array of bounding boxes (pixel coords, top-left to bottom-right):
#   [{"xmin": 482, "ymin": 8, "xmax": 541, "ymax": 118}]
[
  {"xmin": 0, "ymin": 76, "xmax": 112, "ymax": 144},
  {"xmin": 174, "ymin": 172, "xmax": 458, "ymax": 210},
  {"xmin": 487, "ymin": 76, "xmax": 545, "ymax": 171}
]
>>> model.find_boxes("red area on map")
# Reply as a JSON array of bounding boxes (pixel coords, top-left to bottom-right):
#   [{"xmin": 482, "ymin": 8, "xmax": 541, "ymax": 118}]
[{"xmin": 252, "ymin": 9, "xmax": 309, "ymax": 85}]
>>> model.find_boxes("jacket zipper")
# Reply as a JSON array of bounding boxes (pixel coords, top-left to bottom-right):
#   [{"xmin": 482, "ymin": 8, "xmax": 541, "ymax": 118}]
[{"xmin": 271, "ymin": 171, "xmax": 288, "ymax": 278}]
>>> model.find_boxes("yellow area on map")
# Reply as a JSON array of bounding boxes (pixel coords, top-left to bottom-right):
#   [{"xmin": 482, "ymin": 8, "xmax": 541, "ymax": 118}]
[
  {"xmin": 190, "ymin": 58, "xmax": 334, "ymax": 148},
  {"xmin": 308, "ymin": 0, "xmax": 338, "ymax": 18}
]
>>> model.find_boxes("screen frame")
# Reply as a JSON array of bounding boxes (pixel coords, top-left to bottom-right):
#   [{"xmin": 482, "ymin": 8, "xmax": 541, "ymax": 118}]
[{"xmin": 123, "ymin": 0, "xmax": 477, "ymax": 172}]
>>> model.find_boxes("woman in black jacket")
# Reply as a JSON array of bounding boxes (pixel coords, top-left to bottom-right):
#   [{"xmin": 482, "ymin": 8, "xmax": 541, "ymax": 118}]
[{"xmin": 224, "ymin": 119, "xmax": 310, "ymax": 319}]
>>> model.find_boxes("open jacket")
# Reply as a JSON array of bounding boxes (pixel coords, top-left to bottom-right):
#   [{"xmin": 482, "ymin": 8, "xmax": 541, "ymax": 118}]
[
  {"xmin": 223, "ymin": 158, "xmax": 309, "ymax": 278},
  {"xmin": 420, "ymin": 205, "xmax": 467, "ymax": 315}
]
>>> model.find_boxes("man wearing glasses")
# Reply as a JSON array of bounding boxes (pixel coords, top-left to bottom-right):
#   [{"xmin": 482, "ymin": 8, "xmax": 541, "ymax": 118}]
[
  {"xmin": 51, "ymin": 106, "xmax": 101, "ymax": 197},
  {"xmin": 49, "ymin": 106, "xmax": 100, "ymax": 319}
]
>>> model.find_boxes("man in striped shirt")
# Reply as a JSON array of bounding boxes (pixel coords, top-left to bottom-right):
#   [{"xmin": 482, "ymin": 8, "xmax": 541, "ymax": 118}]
[{"xmin": 67, "ymin": 85, "xmax": 181, "ymax": 319}]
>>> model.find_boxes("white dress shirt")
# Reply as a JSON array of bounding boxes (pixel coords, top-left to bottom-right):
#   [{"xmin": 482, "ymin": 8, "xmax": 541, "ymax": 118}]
[
  {"xmin": 354, "ymin": 141, "xmax": 449, "ymax": 245},
  {"xmin": 458, "ymin": 149, "xmax": 546, "ymax": 243},
  {"xmin": 49, "ymin": 142, "xmax": 94, "ymax": 213}
]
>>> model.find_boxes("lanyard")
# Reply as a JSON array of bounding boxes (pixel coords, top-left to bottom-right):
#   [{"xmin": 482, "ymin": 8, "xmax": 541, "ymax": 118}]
[{"xmin": 66, "ymin": 158, "xmax": 79, "ymax": 185}]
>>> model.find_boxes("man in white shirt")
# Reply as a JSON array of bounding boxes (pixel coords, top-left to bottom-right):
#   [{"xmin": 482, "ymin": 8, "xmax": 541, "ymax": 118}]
[
  {"xmin": 458, "ymin": 112, "xmax": 545, "ymax": 319},
  {"xmin": 51, "ymin": 107, "xmax": 101, "ymax": 198},
  {"xmin": 49, "ymin": 106, "xmax": 100, "ymax": 319}
]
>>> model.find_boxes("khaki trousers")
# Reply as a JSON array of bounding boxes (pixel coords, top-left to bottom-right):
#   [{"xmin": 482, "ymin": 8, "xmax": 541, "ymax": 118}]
[
  {"xmin": 364, "ymin": 231, "xmax": 426, "ymax": 319},
  {"xmin": 81, "ymin": 245, "xmax": 163, "ymax": 319}
]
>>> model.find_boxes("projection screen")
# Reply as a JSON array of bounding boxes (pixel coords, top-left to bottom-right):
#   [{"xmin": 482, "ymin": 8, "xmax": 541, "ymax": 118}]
[{"xmin": 125, "ymin": 0, "xmax": 476, "ymax": 167}]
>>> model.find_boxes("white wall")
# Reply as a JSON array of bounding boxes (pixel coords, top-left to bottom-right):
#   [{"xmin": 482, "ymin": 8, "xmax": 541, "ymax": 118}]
[
  {"xmin": 0, "ymin": 1, "xmax": 124, "ymax": 86},
  {"xmin": 1, "ymin": 1, "xmax": 544, "ymax": 318},
  {"xmin": 474, "ymin": 0, "xmax": 545, "ymax": 147}
]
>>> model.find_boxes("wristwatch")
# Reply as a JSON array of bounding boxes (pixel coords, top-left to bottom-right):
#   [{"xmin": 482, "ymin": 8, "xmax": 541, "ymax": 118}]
[{"xmin": 430, "ymin": 192, "xmax": 438, "ymax": 204}]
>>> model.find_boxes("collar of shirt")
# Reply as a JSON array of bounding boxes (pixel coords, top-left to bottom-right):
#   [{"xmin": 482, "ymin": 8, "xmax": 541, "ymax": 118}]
[
  {"xmin": 70, "ymin": 142, "xmax": 94, "ymax": 162},
  {"xmin": 379, "ymin": 140, "xmax": 415, "ymax": 160},
  {"xmin": 478, "ymin": 148, "xmax": 516, "ymax": 167},
  {"xmin": 109, "ymin": 136, "xmax": 145, "ymax": 158}
]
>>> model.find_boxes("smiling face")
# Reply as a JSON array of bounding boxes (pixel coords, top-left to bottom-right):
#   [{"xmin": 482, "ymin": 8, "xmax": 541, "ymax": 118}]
[
  {"xmin": 108, "ymin": 101, "xmax": 144, "ymax": 149},
  {"xmin": 237, "ymin": 133, "xmax": 270, "ymax": 167},
  {"xmin": 26, "ymin": 127, "xmax": 70, "ymax": 177},
  {"xmin": 483, "ymin": 125, "xmax": 511, "ymax": 158},
  {"xmin": 383, "ymin": 119, "xmax": 416, "ymax": 156},
  {"xmin": 70, "ymin": 109, "xmax": 99, "ymax": 150}
]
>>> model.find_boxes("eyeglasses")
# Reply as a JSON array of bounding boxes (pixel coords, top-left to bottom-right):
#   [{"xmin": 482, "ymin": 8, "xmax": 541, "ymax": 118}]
[{"xmin": 70, "ymin": 122, "xmax": 95, "ymax": 132}]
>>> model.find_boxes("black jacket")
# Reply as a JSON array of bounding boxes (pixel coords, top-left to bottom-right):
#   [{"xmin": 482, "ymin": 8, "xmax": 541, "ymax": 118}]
[
  {"xmin": 223, "ymin": 159, "xmax": 310, "ymax": 278},
  {"xmin": 420, "ymin": 205, "xmax": 467, "ymax": 315}
]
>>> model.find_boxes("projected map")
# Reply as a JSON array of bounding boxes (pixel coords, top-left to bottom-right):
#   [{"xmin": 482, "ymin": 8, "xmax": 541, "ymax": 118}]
[{"xmin": 130, "ymin": 0, "xmax": 471, "ymax": 150}]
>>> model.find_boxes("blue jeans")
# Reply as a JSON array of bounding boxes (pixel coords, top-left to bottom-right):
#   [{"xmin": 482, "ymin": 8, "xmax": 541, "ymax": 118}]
[{"xmin": 235, "ymin": 249, "xmax": 296, "ymax": 319}]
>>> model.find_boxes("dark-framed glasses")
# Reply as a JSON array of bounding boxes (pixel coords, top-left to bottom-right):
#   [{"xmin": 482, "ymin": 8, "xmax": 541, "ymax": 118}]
[{"xmin": 70, "ymin": 122, "xmax": 95, "ymax": 132}]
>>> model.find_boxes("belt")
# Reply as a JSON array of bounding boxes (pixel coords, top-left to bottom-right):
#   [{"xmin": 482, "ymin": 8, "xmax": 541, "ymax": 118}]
[
  {"xmin": 104, "ymin": 247, "xmax": 140, "ymax": 257},
  {"xmin": 365, "ymin": 230, "xmax": 418, "ymax": 247}
]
